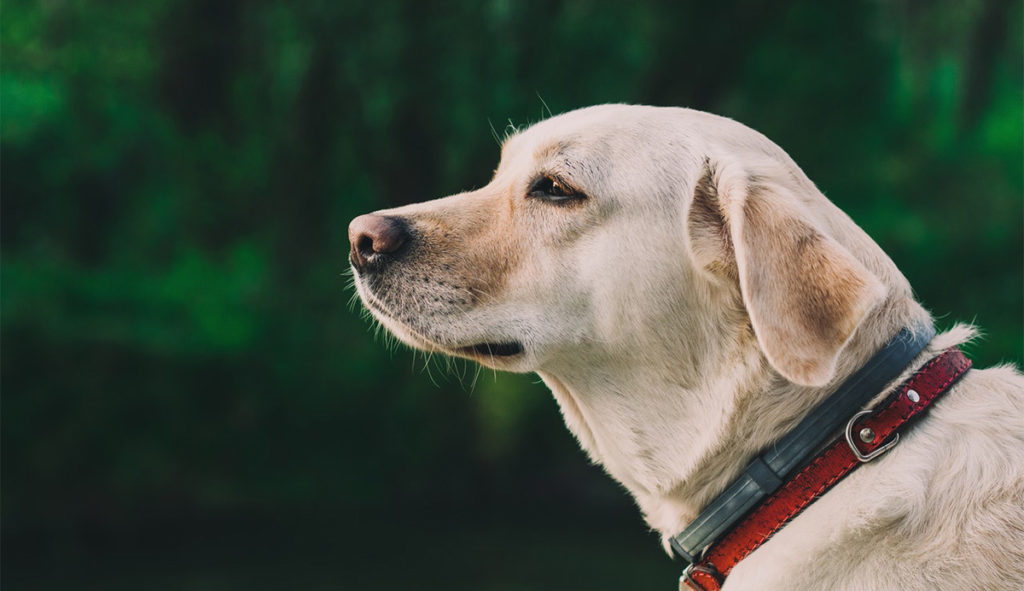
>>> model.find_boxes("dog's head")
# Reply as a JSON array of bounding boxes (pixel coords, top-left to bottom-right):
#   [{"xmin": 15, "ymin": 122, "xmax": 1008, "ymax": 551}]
[{"xmin": 350, "ymin": 104, "xmax": 910, "ymax": 388}]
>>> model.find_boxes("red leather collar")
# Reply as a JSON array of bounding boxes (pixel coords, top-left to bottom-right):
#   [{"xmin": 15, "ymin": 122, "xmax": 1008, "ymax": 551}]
[{"xmin": 682, "ymin": 347, "xmax": 972, "ymax": 591}]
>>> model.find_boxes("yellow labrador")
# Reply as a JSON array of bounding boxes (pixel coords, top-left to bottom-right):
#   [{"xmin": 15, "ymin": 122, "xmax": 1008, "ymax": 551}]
[{"xmin": 349, "ymin": 105, "xmax": 1024, "ymax": 590}]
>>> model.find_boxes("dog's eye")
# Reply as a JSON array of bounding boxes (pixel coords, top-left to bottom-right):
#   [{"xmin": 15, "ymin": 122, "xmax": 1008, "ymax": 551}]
[{"xmin": 528, "ymin": 176, "xmax": 584, "ymax": 204}]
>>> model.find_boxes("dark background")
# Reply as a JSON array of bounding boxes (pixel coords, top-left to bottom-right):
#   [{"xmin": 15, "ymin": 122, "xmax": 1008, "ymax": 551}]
[{"xmin": 3, "ymin": 1, "xmax": 1021, "ymax": 589}]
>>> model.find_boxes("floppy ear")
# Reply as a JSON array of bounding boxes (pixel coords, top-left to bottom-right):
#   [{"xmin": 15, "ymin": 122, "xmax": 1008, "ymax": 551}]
[{"xmin": 687, "ymin": 160, "xmax": 887, "ymax": 386}]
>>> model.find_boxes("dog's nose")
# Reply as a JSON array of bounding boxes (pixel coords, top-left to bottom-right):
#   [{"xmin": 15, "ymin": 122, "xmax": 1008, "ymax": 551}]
[{"xmin": 349, "ymin": 214, "xmax": 410, "ymax": 269}]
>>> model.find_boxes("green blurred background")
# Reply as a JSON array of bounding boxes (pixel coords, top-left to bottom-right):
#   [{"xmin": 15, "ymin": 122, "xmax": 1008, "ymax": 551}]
[{"xmin": 3, "ymin": 1, "xmax": 1021, "ymax": 589}]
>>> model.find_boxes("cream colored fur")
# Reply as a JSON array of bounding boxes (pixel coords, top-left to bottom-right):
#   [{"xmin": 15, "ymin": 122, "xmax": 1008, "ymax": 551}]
[{"xmin": 351, "ymin": 105, "xmax": 1024, "ymax": 590}]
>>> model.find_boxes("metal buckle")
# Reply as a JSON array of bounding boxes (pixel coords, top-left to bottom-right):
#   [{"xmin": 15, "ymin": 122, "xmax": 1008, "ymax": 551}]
[
  {"xmin": 844, "ymin": 410, "xmax": 899, "ymax": 463},
  {"xmin": 679, "ymin": 563, "xmax": 723, "ymax": 591}
]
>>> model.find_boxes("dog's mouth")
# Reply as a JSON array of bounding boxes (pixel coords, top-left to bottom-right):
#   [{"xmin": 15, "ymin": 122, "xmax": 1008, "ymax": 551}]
[
  {"xmin": 357, "ymin": 287, "xmax": 526, "ymax": 361},
  {"xmin": 458, "ymin": 341, "xmax": 525, "ymax": 358}
]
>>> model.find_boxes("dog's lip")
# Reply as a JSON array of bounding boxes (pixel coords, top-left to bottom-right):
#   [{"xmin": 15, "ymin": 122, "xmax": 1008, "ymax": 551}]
[
  {"xmin": 358, "ymin": 290, "xmax": 524, "ymax": 359},
  {"xmin": 457, "ymin": 342, "xmax": 525, "ymax": 358}
]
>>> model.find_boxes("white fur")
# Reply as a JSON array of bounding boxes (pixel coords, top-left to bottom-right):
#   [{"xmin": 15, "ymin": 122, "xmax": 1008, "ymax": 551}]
[{"xmin": 351, "ymin": 105, "xmax": 1024, "ymax": 590}]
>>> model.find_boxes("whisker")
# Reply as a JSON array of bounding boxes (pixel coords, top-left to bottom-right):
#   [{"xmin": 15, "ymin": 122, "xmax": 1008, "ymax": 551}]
[
  {"xmin": 536, "ymin": 91, "xmax": 553, "ymax": 119},
  {"xmin": 487, "ymin": 117, "xmax": 502, "ymax": 148}
]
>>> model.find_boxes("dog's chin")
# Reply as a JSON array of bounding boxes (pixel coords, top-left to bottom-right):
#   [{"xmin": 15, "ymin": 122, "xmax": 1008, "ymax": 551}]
[
  {"xmin": 399, "ymin": 329, "xmax": 529, "ymax": 370},
  {"xmin": 402, "ymin": 328, "xmax": 528, "ymax": 369}
]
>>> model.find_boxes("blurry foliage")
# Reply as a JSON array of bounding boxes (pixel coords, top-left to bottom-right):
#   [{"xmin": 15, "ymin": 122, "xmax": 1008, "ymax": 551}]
[{"xmin": 2, "ymin": 0, "xmax": 1021, "ymax": 586}]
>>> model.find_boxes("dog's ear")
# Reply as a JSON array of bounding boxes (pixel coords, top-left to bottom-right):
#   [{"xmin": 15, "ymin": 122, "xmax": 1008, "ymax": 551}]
[{"xmin": 686, "ymin": 159, "xmax": 886, "ymax": 386}]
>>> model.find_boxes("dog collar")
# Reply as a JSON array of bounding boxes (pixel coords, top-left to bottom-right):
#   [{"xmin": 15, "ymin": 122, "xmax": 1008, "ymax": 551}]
[{"xmin": 671, "ymin": 327, "xmax": 972, "ymax": 590}]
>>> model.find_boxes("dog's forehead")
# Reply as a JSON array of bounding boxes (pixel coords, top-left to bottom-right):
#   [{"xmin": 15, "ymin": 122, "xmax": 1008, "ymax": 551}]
[{"xmin": 498, "ymin": 105, "xmax": 660, "ymax": 172}]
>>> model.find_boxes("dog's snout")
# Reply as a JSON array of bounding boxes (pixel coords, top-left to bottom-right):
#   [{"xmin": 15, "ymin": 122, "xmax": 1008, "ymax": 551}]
[{"xmin": 349, "ymin": 214, "xmax": 410, "ymax": 269}]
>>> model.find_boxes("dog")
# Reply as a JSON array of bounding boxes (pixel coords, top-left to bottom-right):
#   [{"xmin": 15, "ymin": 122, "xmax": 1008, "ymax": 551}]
[{"xmin": 348, "ymin": 105, "xmax": 1024, "ymax": 590}]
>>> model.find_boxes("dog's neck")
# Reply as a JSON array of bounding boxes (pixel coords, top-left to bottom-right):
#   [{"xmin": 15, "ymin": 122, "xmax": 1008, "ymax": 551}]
[{"xmin": 537, "ymin": 294, "xmax": 931, "ymax": 544}]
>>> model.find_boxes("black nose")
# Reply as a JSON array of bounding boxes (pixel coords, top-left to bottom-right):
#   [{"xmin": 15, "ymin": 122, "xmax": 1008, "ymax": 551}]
[{"xmin": 348, "ymin": 214, "xmax": 410, "ymax": 270}]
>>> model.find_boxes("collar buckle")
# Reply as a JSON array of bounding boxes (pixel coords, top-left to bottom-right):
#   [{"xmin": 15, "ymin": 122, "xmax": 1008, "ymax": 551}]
[
  {"xmin": 679, "ymin": 563, "xmax": 722, "ymax": 591},
  {"xmin": 844, "ymin": 409, "xmax": 900, "ymax": 462}
]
